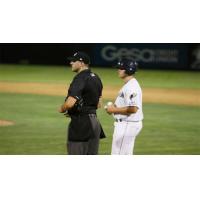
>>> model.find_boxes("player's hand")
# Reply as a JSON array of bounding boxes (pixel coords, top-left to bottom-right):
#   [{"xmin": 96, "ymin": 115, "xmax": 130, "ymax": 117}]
[{"xmin": 105, "ymin": 105, "xmax": 116, "ymax": 115}]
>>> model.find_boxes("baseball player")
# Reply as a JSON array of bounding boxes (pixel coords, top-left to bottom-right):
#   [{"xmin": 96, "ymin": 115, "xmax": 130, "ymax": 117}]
[{"xmin": 105, "ymin": 59, "xmax": 143, "ymax": 155}]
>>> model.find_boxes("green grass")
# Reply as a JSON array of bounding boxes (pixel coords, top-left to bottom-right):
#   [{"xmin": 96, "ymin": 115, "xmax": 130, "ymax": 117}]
[
  {"xmin": 0, "ymin": 64, "xmax": 200, "ymax": 154},
  {"xmin": 135, "ymin": 103, "xmax": 200, "ymax": 154},
  {"xmin": 0, "ymin": 93, "xmax": 67, "ymax": 154},
  {"xmin": 0, "ymin": 93, "xmax": 200, "ymax": 154},
  {"xmin": 1, "ymin": 64, "xmax": 200, "ymax": 88}
]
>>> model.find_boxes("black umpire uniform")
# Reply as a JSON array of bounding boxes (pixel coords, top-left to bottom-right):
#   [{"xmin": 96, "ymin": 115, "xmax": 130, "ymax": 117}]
[{"xmin": 63, "ymin": 52, "xmax": 105, "ymax": 155}]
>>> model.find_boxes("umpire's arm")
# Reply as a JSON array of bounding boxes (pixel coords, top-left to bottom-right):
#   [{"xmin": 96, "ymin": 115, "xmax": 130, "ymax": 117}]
[{"xmin": 59, "ymin": 96, "xmax": 77, "ymax": 113}]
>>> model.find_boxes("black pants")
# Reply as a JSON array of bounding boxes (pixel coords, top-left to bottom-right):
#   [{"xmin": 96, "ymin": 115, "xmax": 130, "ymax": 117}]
[{"xmin": 67, "ymin": 114, "xmax": 101, "ymax": 155}]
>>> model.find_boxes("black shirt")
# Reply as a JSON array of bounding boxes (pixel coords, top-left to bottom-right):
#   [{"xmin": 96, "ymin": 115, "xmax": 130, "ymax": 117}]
[
  {"xmin": 66, "ymin": 69, "xmax": 104, "ymax": 142},
  {"xmin": 67, "ymin": 69, "xmax": 103, "ymax": 114}
]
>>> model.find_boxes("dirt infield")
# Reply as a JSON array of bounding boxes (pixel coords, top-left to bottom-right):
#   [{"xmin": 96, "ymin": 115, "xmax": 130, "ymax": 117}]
[
  {"xmin": 0, "ymin": 120, "xmax": 14, "ymax": 127},
  {"xmin": 0, "ymin": 81, "xmax": 200, "ymax": 106}
]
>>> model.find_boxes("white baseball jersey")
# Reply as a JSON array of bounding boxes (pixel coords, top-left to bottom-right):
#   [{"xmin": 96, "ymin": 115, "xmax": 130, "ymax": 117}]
[
  {"xmin": 111, "ymin": 78, "xmax": 143, "ymax": 155},
  {"xmin": 114, "ymin": 78, "xmax": 143, "ymax": 122}
]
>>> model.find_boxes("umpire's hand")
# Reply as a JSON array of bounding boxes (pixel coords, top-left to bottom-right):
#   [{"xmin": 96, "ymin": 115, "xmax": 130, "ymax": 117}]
[{"xmin": 58, "ymin": 105, "xmax": 65, "ymax": 113}]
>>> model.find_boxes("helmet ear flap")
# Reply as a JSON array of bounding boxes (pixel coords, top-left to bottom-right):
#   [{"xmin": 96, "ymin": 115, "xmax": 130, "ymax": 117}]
[
  {"xmin": 125, "ymin": 67, "xmax": 133, "ymax": 75},
  {"xmin": 125, "ymin": 61, "xmax": 138, "ymax": 75}
]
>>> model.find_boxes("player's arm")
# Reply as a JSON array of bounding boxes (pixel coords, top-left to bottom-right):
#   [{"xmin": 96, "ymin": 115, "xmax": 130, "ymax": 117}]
[
  {"xmin": 59, "ymin": 96, "xmax": 77, "ymax": 113},
  {"xmin": 106, "ymin": 105, "xmax": 138, "ymax": 115}
]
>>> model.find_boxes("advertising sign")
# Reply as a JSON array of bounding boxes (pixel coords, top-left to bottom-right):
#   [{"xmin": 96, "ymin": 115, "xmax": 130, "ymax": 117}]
[{"xmin": 92, "ymin": 44, "xmax": 189, "ymax": 69}]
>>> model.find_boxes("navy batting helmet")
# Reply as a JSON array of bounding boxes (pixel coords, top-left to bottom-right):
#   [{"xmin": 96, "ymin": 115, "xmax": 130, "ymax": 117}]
[{"xmin": 116, "ymin": 59, "xmax": 138, "ymax": 75}]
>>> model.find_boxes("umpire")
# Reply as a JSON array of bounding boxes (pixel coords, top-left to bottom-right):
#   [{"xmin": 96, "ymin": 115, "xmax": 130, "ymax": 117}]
[{"xmin": 59, "ymin": 51, "xmax": 105, "ymax": 155}]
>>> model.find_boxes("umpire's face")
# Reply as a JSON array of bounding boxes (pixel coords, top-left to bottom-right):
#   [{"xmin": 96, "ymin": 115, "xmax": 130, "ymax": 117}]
[{"xmin": 70, "ymin": 61, "xmax": 84, "ymax": 73}]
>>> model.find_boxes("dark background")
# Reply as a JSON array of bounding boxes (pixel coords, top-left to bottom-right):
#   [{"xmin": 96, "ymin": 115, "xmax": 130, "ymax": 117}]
[{"xmin": 0, "ymin": 43, "xmax": 199, "ymax": 70}]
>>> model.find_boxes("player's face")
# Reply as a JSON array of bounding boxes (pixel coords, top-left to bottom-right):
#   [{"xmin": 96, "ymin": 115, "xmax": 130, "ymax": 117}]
[
  {"xmin": 70, "ymin": 61, "xmax": 82, "ymax": 72},
  {"xmin": 118, "ymin": 69, "xmax": 126, "ymax": 78}
]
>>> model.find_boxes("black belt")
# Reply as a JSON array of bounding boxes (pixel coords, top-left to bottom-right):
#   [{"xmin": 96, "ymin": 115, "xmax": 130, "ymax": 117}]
[
  {"xmin": 115, "ymin": 119, "xmax": 140, "ymax": 122},
  {"xmin": 115, "ymin": 119, "xmax": 124, "ymax": 122},
  {"xmin": 82, "ymin": 107, "xmax": 96, "ymax": 114}
]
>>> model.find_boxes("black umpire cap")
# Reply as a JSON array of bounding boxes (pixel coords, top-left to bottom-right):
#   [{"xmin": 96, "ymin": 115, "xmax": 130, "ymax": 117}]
[{"xmin": 67, "ymin": 51, "xmax": 90, "ymax": 64}]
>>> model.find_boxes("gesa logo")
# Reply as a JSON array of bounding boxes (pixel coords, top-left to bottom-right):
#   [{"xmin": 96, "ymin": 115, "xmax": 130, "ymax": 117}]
[{"xmin": 101, "ymin": 45, "xmax": 155, "ymax": 62}]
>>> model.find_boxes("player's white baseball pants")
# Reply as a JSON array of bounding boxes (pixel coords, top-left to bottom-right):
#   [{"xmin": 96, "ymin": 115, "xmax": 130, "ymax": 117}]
[{"xmin": 111, "ymin": 121, "xmax": 142, "ymax": 155}]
